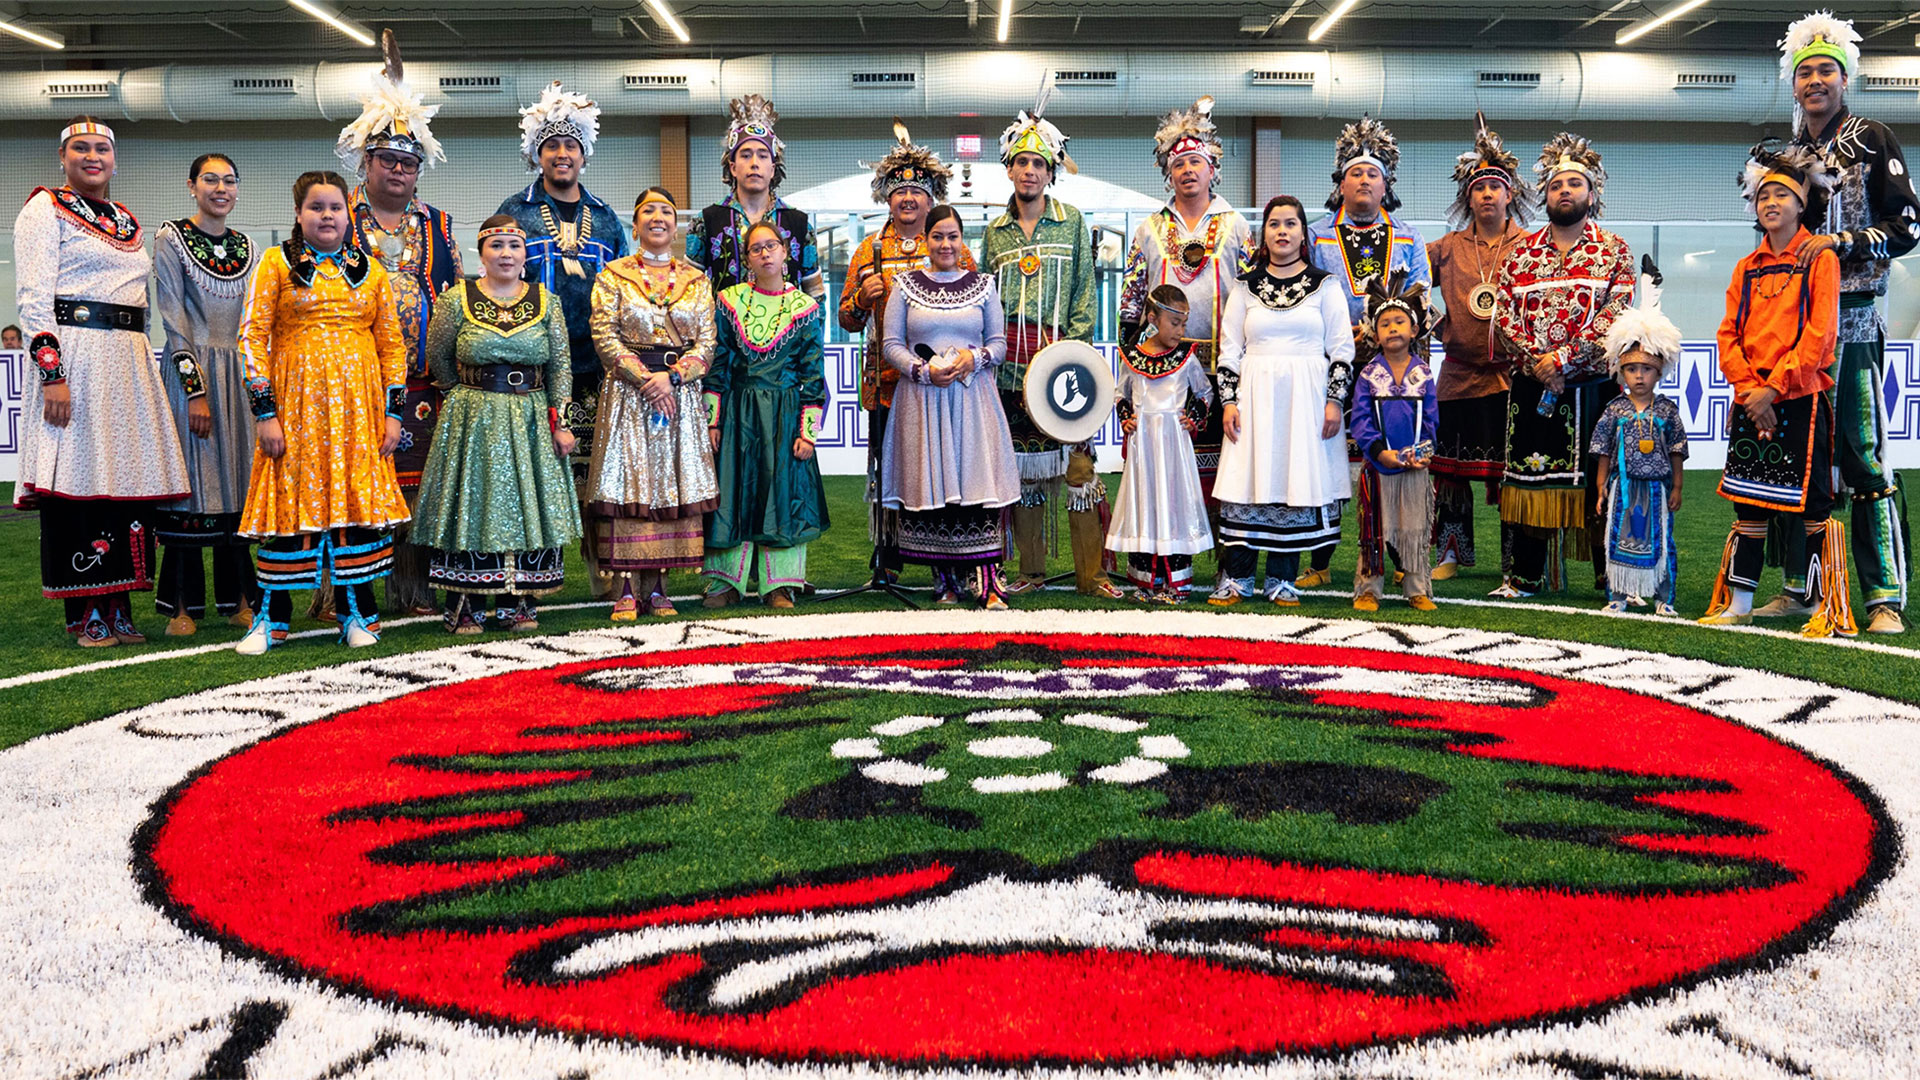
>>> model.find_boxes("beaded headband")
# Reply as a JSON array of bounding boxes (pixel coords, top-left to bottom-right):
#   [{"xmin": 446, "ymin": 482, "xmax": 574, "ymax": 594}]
[
  {"xmin": 1759, "ymin": 171, "xmax": 1809, "ymax": 203},
  {"xmin": 635, "ymin": 191, "xmax": 677, "ymax": 210},
  {"xmin": 1166, "ymin": 136, "xmax": 1216, "ymax": 165},
  {"xmin": 59, "ymin": 121, "xmax": 114, "ymax": 148},
  {"xmin": 1547, "ymin": 155, "xmax": 1594, "ymax": 183},
  {"xmin": 1342, "ymin": 153, "xmax": 1388, "ymax": 178},
  {"xmin": 477, "ymin": 223, "xmax": 527, "ymax": 243}
]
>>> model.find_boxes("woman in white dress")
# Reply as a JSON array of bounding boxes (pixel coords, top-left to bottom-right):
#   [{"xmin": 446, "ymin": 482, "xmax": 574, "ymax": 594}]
[{"xmin": 1209, "ymin": 195, "xmax": 1355, "ymax": 607}]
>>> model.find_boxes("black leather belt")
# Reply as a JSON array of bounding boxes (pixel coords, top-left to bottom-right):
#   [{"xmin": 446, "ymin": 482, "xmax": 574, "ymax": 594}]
[
  {"xmin": 636, "ymin": 346, "xmax": 680, "ymax": 373},
  {"xmin": 459, "ymin": 364, "xmax": 545, "ymax": 394},
  {"xmin": 54, "ymin": 298, "xmax": 146, "ymax": 332}
]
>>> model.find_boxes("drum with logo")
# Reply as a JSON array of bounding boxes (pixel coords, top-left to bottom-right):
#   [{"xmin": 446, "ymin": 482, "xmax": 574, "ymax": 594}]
[{"xmin": 1022, "ymin": 339, "xmax": 1116, "ymax": 445}]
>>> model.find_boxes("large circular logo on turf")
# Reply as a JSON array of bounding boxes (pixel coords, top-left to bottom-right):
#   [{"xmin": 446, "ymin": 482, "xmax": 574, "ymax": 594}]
[{"xmin": 138, "ymin": 627, "xmax": 1888, "ymax": 1067}]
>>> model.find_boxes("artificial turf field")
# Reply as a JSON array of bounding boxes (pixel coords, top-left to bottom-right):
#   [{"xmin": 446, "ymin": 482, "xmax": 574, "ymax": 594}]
[{"xmin": 8, "ymin": 469, "xmax": 1920, "ymax": 750}]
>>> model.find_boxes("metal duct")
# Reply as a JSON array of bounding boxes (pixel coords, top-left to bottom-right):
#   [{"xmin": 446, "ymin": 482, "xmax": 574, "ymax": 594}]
[{"xmin": 3, "ymin": 49, "xmax": 1917, "ymax": 126}]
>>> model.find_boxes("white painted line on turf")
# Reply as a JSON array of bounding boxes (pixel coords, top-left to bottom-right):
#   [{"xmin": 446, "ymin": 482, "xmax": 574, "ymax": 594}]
[{"xmin": 7, "ymin": 587, "xmax": 1920, "ymax": 694}]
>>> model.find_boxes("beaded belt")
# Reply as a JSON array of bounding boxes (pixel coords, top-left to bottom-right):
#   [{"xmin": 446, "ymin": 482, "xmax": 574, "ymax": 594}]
[
  {"xmin": 459, "ymin": 364, "xmax": 545, "ymax": 394},
  {"xmin": 54, "ymin": 298, "xmax": 146, "ymax": 332}
]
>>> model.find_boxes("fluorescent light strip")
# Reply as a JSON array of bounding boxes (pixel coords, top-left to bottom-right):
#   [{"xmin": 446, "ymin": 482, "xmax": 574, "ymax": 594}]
[
  {"xmin": 645, "ymin": 0, "xmax": 690, "ymax": 43},
  {"xmin": 1616, "ymin": 0, "xmax": 1710, "ymax": 45},
  {"xmin": 0, "ymin": 16, "xmax": 65, "ymax": 50},
  {"xmin": 998, "ymin": 0, "xmax": 1012, "ymax": 43},
  {"xmin": 1307, "ymin": 0, "xmax": 1363, "ymax": 43},
  {"xmin": 288, "ymin": 0, "xmax": 376, "ymax": 47}
]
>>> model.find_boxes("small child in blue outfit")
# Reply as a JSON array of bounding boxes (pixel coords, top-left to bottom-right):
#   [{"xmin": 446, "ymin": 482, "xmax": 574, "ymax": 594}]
[
  {"xmin": 1589, "ymin": 259, "xmax": 1688, "ymax": 616},
  {"xmin": 1350, "ymin": 273, "xmax": 1439, "ymax": 612}
]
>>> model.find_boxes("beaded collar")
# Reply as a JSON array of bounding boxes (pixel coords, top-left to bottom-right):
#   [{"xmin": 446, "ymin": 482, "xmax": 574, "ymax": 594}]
[
  {"xmin": 462, "ymin": 280, "xmax": 545, "ymax": 336},
  {"xmin": 721, "ymin": 282, "xmax": 816, "ymax": 354},
  {"xmin": 1123, "ymin": 339, "xmax": 1201, "ymax": 379},
  {"xmin": 1247, "ymin": 265, "xmax": 1329, "ymax": 310},
  {"xmin": 896, "ymin": 270, "xmax": 991, "ymax": 310},
  {"xmin": 39, "ymin": 186, "xmax": 141, "ymax": 251},
  {"xmin": 167, "ymin": 219, "xmax": 252, "ymax": 280},
  {"xmin": 281, "ymin": 238, "xmax": 371, "ymax": 289}
]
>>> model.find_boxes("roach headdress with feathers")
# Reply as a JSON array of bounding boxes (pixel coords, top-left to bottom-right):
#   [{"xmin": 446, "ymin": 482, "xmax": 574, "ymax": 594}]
[
  {"xmin": 335, "ymin": 30, "xmax": 443, "ymax": 172},
  {"xmin": 1739, "ymin": 138, "xmax": 1840, "ymax": 225},
  {"xmin": 1448, "ymin": 111, "xmax": 1531, "ymax": 230},
  {"xmin": 1536, "ymin": 132, "xmax": 1607, "ymax": 218},
  {"xmin": 1153, "ymin": 96, "xmax": 1223, "ymax": 181},
  {"xmin": 517, "ymin": 82, "xmax": 600, "ymax": 170},
  {"xmin": 1328, "ymin": 116, "xmax": 1402, "ymax": 212},
  {"xmin": 1361, "ymin": 270, "xmax": 1432, "ymax": 348},
  {"xmin": 867, "ymin": 118, "xmax": 952, "ymax": 203},
  {"xmin": 1604, "ymin": 255, "xmax": 1680, "ymax": 378}
]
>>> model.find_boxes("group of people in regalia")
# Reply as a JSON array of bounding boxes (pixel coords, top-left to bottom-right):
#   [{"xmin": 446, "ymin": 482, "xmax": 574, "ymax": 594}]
[{"xmin": 11, "ymin": 10, "xmax": 1913, "ymax": 651}]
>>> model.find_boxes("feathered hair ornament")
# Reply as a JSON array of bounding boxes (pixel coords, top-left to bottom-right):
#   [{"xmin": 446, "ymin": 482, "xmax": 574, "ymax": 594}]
[
  {"xmin": 1153, "ymin": 95, "xmax": 1223, "ymax": 181},
  {"xmin": 867, "ymin": 118, "xmax": 953, "ymax": 203},
  {"xmin": 1780, "ymin": 10, "xmax": 1860, "ymax": 80},
  {"xmin": 1604, "ymin": 255, "xmax": 1679, "ymax": 378},
  {"xmin": 1447, "ymin": 111, "xmax": 1530, "ymax": 229},
  {"xmin": 1360, "ymin": 270, "xmax": 1432, "ymax": 348},
  {"xmin": 518, "ymin": 81, "xmax": 600, "ymax": 170},
  {"xmin": 1328, "ymin": 116, "xmax": 1401, "ymax": 212},
  {"xmin": 1738, "ymin": 138, "xmax": 1839, "ymax": 225},
  {"xmin": 335, "ymin": 30, "xmax": 443, "ymax": 172},
  {"xmin": 999, "ymin": 75, "xmax": 1077, "ymax": 178},
  {"xmin": 1536, "ymin": 132, "xmax": 1607, "ymax": 217}
]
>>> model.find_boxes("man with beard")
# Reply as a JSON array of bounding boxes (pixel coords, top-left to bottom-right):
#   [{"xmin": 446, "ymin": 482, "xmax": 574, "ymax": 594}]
[
  {"xmin": 1118, "ymin": 96, "xmax": 1250, "ymax": 510},
  {"xmin": 688, "ymin": 94, "xmax": 824, "ymax": 301},
  {"xmin": 336, "ymin": 37, "xmax": 460, "ymax": 616},
  {"xmin": 981, "ymin": 97, "xmax": 1113, "ymax": 598},
  {"xmin": 841, "ymin": 119, "xmax": 969, "ymax": 585},
  {"xmin": 1306, "ymin": 117, "xmax": 1430, "ymax": 588},
  {"xmin": 1491, "ymin": 133, "xmax": 1635, "ymax": 598},
  {"xmin": 497, "ymin": 83, "xmax": 629, "ymax": 465},
  {"xmin": 1776, "ymin": 11, "xmax": 1919, "ymax": 633},
  {"xmin": 1427, "ymin": 113, "xmax": 1531, "ymax": 583}
]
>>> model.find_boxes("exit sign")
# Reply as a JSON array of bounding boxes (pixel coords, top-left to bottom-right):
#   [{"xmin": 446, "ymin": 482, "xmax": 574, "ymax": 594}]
[{"xmin": 954, "ymin": 134, "xmax": 982, "ymax": 158}]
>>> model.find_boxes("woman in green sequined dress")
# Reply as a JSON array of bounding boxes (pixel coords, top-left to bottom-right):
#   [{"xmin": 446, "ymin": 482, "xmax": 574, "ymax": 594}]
[
  {"xmin": 701, "ymin": 220, "xmax": 829, "ymax": 608},
  {"xmin": 413, "ymin": 215, "xmax": 581, "ymax": 632}
]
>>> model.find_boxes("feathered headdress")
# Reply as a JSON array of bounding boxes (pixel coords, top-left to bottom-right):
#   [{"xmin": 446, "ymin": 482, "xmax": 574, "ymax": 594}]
[
  {"xmin": 1604, "ymin": 255, "xmax": 1678, "ymax": 378},
  {"xmin": 1536, "ymin": 132, "xmax": 1606, "ymax": 217},
  {"xmin": 1153, "ymin": 95, "xmax": 1223, "ymax": 180},
  {"xmin": 1739, "ymin": 139, "xmax": 1840, "ymax": 225},
  {"xmin": 518, "ymin": 82, "xmax": 600, "ymax": 169},
  {"xmin": 1361, "ymin": 270, "xmax": 1431, "ymax": 348},
  {"xmin": 335, "ymin": 30, "xmax": 443, "ymax": 172},
  {"xmin": 1447, "ymin": 111, "xmax": 1530, "ymax": 230},
  {"xmin": 1328, "ymin": 116, "xmax": 1401, "ymax": 212},
  {"xmin": 720, "ymin": 94, "xmax": 786, "ymax": 189},
  {"xmin": 1780, "ymin": 11, "xmax": 1860, "ymax": 80},
  {"xmin": 866, "ymin": 118, "xmax": 952, "ymax": 203},
  {"xmin": 999, "ymin": 76, "xmax": 1077, "ymax": 177}
]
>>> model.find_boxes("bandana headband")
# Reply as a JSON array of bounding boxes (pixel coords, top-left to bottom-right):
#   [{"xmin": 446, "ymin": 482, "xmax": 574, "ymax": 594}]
[
  {"xmin": 635, "ymin": 192, "xmax": 677, "ymax": 211},
  {"xmin": 477, "ymin": 223, "xmax": 527, "ymax": 243},
  {"xmin": 1759, "ymin": 171, "xmax": 1809, "ymax": 203},
  {"xmin": 1342, "ymin": 153, "xmax": 1388, "ymax": 178},
  {"xmin": 59, "ymin": 121, "xmax": 114, "ymax": 147},
  {"xmin": 1792, "ymin": 38, "xmax": 1852, "ymax": 75}
]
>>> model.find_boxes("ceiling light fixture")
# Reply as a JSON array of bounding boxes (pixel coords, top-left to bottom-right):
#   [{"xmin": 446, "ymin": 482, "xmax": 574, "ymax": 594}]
[
  {"xmin": 0, "ymin": 15, "xmax": 65, "ymax": 50},
  {"xmin": 1307, "ymin": 0, "xmax": 1364, "ymax": 44},
  {"xmin": 287, "ymin": 0, "xmax": 376, "ymax": 48},
  {"xmin": 1616, "ymin": 0, "xmax": 1710, "ymax": 45},
  {"xmin": 998, "ymin": 0, "xmax": 1012, "ymax": 43},
  {"xmin": 644, "ymin": 0, "xmax": 690, "ymax": 43}
]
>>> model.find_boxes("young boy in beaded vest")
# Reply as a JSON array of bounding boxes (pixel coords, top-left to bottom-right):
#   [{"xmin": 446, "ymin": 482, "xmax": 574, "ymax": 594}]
[
  {"xmin": 1590, "ymin": 257, "xmax": 1688, "ymax": 617},
  {"xmin": 1350, "ymin": 273, "xmax": 1439, "ymax": 612}
]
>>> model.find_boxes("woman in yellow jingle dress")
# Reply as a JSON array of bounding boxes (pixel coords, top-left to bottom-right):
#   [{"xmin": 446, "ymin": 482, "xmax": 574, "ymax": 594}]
[{"xmin": 235, "ymin": 170, "xmax": 409, "ymax": 653}]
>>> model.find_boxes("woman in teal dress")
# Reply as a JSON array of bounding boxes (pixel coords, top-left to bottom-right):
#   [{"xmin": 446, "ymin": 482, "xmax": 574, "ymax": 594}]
[
  {"xmin": 702, "ymin": 220, "xmax": 829, "ymax": 608},
  {"xmin": 414, "ymin": 215, "xmax": 581, "ymax": 632}
]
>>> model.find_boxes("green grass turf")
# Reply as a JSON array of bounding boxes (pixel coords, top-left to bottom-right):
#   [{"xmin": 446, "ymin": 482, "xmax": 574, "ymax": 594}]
[{"xmin": 6, "ymin": 470, "xmax": 1920, "ymax": 751}]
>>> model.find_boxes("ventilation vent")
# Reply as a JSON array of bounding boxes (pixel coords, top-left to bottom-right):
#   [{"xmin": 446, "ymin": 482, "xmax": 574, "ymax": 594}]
[
  {"xmin": 46, "ymin": 81, "xmax": 113, "ymax": 99},
  {"xmin": 625, "ymin": 73, "xmax": 688, "ymax": 90},
  {"xmin": 1477, "ymin": 71, "xmax": 1541, "ymax": 87},
  {"xmin": 1675, "ymin": 72, "xmax": 1737, "ymax": 88},
  {"xmin": 851, "ymin": 71, "xmax": 916, "ymax": 88},
  {"xmin": 439, "ymin": 75, "xmax": 502, "ymax": 93},
  {"xmin": 1054, "ymin": 69, "xmax": 1118, "ymax": 86},
  {"xmin": 1250, "ymin": 70, "xmax": 1315, "ymax": 86},
  {"xmin": 1861, "ymin": 75, "xmax": 1920, "ymax": 91},
  {"xmin": 230, "ymin": 76, "xmax": 295, "ymax": 94}
]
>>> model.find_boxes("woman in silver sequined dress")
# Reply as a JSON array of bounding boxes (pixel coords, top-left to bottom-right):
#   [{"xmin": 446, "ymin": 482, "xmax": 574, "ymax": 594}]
[{"xmin": 584, "ymin": 187, "xmax": 721, "ymax": 618}]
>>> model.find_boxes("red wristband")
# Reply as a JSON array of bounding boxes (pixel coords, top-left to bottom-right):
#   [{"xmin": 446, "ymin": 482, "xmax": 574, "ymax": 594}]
[{"xmin": 548, "ymin": 406, "xmax": 560, "ymax": 435}]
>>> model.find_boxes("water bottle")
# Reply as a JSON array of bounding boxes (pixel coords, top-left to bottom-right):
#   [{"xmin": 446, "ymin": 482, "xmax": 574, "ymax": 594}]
[{"xmin": 1536, "ymin": 389, "xmax": 1558, "ymax": 417}]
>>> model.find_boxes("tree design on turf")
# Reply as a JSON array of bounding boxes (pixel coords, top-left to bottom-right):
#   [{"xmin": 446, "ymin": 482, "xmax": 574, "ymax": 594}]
[{"xmin": 334, "ymin": 642, "xmax": 1775, "ymax": 1012}]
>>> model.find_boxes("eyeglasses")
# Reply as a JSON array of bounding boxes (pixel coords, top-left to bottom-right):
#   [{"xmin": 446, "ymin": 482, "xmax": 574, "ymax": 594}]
[
  {"xmin": 371, "ymin": 153, "xmax": 421, "ymax": 175},
  {"xmin": 747, "ymin": 239, "xmax": 785, "ymax": 256}
]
